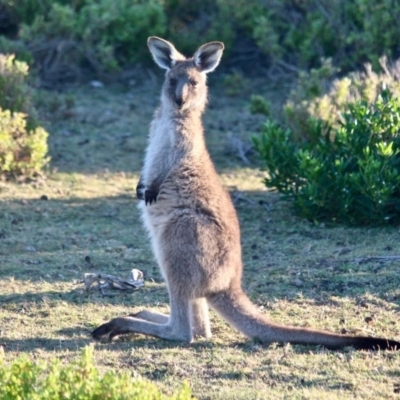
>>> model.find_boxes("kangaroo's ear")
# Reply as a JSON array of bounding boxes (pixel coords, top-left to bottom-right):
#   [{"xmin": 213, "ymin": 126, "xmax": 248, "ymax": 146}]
[
  {"xmin": 147, "ymin": 37, "xmax": 185, "ymax": 70},
  {"xmin": 193, "ymin": 42, "xmax": 224, "ymax": 73}
]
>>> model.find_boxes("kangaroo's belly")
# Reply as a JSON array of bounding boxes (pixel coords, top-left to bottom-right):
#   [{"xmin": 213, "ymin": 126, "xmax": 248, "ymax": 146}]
[{"xmin": 138, "ymin": 195, "xmax": 241, "ymax": 296}]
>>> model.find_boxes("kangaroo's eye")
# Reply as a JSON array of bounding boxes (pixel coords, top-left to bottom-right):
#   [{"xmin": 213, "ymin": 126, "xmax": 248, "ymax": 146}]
[
  {"xmin": 170, "ymin": 78, "xmax": 177, "ymax": 86},
  {"xmin": 189, "ymin": 79, "xmax": 198, "ymax": 87}
]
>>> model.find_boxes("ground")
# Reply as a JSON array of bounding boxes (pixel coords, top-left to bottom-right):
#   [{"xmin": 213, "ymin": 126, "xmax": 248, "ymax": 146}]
[{"xmin": 0, "ymin": 73, "xmax": 400, "ymax": 399}]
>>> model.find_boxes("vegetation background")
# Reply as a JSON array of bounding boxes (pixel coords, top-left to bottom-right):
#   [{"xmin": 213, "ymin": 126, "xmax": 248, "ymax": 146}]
[{"xmin": 1, "ymin": 1, "xmax": 400, "ymax": 399}]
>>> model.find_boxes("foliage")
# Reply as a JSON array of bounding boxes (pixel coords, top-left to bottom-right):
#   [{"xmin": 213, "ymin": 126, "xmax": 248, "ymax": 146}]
[
  {"xmin": 17, "ymin": 0, "xmax": 166, "ymax": 72},
  {"xmin": 0, "ymin": 107, "xmax": 49, "ymax": 178},
  {"xmin": 0, "ymin": 53, "xmax": 37, "ymax": 127},
  {"xmin": 0, "ymin": 36, "xmax": 33, "ymax": 64},
  {"xmin": 0, "ymin": 53, "xmax": 49, "ymax": 178},
  {"xmin": 222, "ymin": 71, "xmax": 248, "ymax": 96},
  {"xmin": 284, "ymin": 57, "xmax": 400, "ymax": 141},
  {"xmin": 253, "ymin": 89, "xmax": 400, "ymax": 225},
  {"xmin": 0, "ymin": 346, "xmax": 193, "ymax": 399},
  {"xmin": 249, "ymin": 94, "xmax": 270, "ymax": 116},
  {"xmin": 2, "ymin": 0, "xmax": 400, "ymax": 74},
  {"xmin": 284, "ymin": 57, "xmax": 400, "ymax": 138},
  {"xmin": 164, "ymin": 0, "xmax": 235, "ymax": 57}
]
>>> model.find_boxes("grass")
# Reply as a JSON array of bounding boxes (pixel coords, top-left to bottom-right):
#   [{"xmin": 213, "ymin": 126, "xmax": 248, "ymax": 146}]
[{"xmin": 1, "ymin": 75, "xmax": 400, "ymax": 399}]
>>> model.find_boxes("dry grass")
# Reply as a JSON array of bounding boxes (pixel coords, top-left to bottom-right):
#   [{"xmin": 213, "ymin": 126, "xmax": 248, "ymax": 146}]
[{"xmin": 1, "ymin": 76, "xmax": 400, "ymax": 399}]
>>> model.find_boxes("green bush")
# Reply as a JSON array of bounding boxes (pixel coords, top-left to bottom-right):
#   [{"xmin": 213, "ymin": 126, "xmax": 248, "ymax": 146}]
[
  {"xmin": 284, "ymin": 57, "xmax": 400, "ymax": 141},
  {"xmin": 0, "ymin": 53, "xmax": 49, "ymax": 179},
  {"xmin": 253, "ymin": 89, "xmax": 400, "ymax": 225},
  {"xmin": 249, "ymin": 94, "xmax": 270, "ymax": 116},
  {"xmin": 0, "ymin": 346, "xmax": 193, "ymax": 400},
  {"xmin": 0, "ymin": 107, "xmax": 49, "ymax": 178},
  {"xmin": 0, "ymin": 53, "xmax": 37, "ymax": 127},
  {"xmin": 3, "ymin": 0, "xmax": 400, "ymax": 74},
  {"xmin": 17, "ymin": 0, "xmax": 166, "ymax": 72}
]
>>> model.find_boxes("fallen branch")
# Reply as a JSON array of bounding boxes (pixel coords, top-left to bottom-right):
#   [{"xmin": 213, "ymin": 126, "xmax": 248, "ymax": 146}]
[{"xmin": 84, "ymin": 269, "xmax": 144, "ymax": 296}]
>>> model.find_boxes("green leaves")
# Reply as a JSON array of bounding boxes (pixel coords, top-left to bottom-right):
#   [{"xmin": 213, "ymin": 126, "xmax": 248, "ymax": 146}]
[
  {"xmin": 0, "ymin": 108, "xmax": 50, "ymax": 178},
  {"xmin": 0, "ymin": 54, "xmax": 49, "ymax": 179},
  {"xmin": 0, "ymin": 346, "xmax": 193, "ymax": 400},
  {"xmin": 254, "ymin": 89, "xmax": 400, "ymax": 225}
]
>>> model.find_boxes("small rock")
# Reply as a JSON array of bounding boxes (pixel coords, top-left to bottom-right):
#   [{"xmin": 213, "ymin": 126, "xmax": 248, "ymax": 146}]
[
  {"xmin": 40, "ymin": 195, "xmax": 48, "ymax": 201},
  {"xmin": 24, "ymin": 246, "xmax": 37, "ymax": 252},
  {"xmin": 90, "ymin": 80, "xmax": 104, "ymax": 88}
]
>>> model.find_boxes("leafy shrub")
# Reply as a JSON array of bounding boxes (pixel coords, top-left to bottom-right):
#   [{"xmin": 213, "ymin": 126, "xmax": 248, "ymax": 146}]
[
  {"xmin": 17, "ymin": 0, "xmax": 166, "ymax": 74},
  {"xmin": 249, "ymin": 94, "xmax": 270, "ymax": 116},
  {"xmin": 0, "ymin": 346, "xmax": 193, "ymax": 400},
  {"xmin": 3, "ymin": 0, "xmax": 400, "ymax": 74},
  {"xmin": 284, "ymin": 57, "xmax": 400, "ymax": 141},
  {"xmin": 0, "ymin": 53, "xmax": 37, "ymax": 127},
  {"xmin": 211, "ymin": 0, "xmax": 400, "ymax": 71},
  {"xmin": 0, "ymin": 108, "xmax": 49, "ymax": 178},
  {"xmin": 0, "ymin": 54, "xmax": 49, "ymax": 178},
  {"xmin": 222, "ymin": 71, "xmax": 249, "ymax": 96},
  {"xmin": 253, "ymin": 89, "xmax": 400, "ymax": 225},
  {"xmin": 0, "ymin": 36, "xmax": 33, "ymax": 64}
]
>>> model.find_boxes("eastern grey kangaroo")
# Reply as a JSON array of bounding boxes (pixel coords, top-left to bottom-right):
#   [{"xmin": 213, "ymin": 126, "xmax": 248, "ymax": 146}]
[{"xmin": 92, "ymin": 37, "xmax": 399, "ymax": 350}]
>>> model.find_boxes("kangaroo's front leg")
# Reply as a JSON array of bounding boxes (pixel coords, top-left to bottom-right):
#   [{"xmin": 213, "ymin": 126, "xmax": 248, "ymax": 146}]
[
  {"xmin": 136, "ymin": 175, "xmax": 164, "ymax": 205},
  {"xmin": 136, "ymin": 177, "xmax": 145, "ymax": 200}
]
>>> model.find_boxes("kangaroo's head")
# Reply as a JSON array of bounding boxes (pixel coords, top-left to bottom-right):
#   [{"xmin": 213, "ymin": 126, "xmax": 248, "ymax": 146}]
[{"xmin": 148, "ymin": 37, "xmax": 224, "ymax": 113}]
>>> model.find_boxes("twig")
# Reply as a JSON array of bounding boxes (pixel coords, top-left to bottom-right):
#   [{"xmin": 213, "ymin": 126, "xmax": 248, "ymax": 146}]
[{"xmin": 232, "ymin": 192, "xmax": 256, "ymax": 206}]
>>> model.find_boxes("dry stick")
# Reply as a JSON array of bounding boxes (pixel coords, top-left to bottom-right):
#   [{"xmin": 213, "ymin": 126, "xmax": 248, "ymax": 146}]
[{"xmin": 84, "ymin": 272, "xmax": 144, "ymax": 295}]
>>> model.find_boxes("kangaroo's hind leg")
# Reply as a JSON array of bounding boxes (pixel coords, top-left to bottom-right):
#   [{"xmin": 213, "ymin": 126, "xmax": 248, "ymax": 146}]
[
  {"xmin": 190, "ymin": 298, "xmax": 212, "ymax": 338},
  {"xmin": 92, "ymin": 290, "xmax": 193, "ymax": 342},
  {"xmin": 132, "ymin": 298, "xmax": 211, "ymax": 339},
  {"xmin": 131, "ymin": 310, "xmax": 169, "ymax": 324}
]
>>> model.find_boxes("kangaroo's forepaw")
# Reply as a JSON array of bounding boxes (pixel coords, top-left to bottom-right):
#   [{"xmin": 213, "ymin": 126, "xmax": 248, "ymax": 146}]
[
  {"xmin": 145, "ymin": 189, "xmax": 158, "ymax": 205},
  {"xmin": 91, "ymin": 319, "xmax": 129, "ymax": 342},
  {"xmin": 136, "ymin": 182, "xmax": 145, "ymax": 200}
]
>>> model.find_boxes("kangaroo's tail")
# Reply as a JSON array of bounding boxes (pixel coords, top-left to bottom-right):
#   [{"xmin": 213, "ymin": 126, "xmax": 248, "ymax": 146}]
[{"xmin": 207, "ymin": 288, "xmax": 399, "ymax": 350}]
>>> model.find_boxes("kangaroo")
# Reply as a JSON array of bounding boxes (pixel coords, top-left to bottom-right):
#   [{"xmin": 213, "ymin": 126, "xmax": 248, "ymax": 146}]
[{"xmin": 92, "ymin": 37, "xmax": 400, "ymax": 350}]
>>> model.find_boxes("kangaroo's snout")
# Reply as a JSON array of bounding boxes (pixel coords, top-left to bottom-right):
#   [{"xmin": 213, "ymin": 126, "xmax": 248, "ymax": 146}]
[{"xmin": 173, "ymin": 80, "xmax": 189, "ymax": 109}]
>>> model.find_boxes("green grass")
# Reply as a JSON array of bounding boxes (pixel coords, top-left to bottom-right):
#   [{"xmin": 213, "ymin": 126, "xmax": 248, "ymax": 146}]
[{"xmin": 1, "ymin": 78, "xmax": 400, "ymax": 399}]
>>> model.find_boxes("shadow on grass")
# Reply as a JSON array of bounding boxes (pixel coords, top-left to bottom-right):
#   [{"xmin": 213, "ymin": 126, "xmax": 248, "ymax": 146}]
[{"xmin": 0, "ymin": 329, "xmax": 336, "ymax": 355}]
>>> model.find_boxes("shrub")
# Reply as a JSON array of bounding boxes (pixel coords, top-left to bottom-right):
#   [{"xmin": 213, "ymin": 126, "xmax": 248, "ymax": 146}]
[
  {"xmin": 164, "ymin": 0, "xmax": 235, "ymax": 57},
  {"xmin": 0, "ymin": 54, "xmax": 49, "ymax": 179},
  {"xmin": 18, "ymin": 0, "xmax": 166, "ymax": 74},
  {"xmin": 0, "ymin": 346, "xmax": 193, "ymax": 400},
  {"xmin": 3, "ymin": 0, "xmax": 400, "ymax": 74},
  {"xmin": 253, "ymin": 89, "xmax": 400, "ymax": 225},
  {"xmin": 249, "ymin": 94, "xmax": 270, "ymax": 116},
  {"xmin": 0, "ymin": 53, "xmax": 37, "ymax": 127},
  {"xmin": 0, "ymin": 36, "xmax": 33, "ymax": 64},
  {"xmin": 284, "ymin": 57, "xmax": 400, "ymax": 141},
  {"xmin": 0, "ymin": 108, "xmax": 49, "ymax": 179}
]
